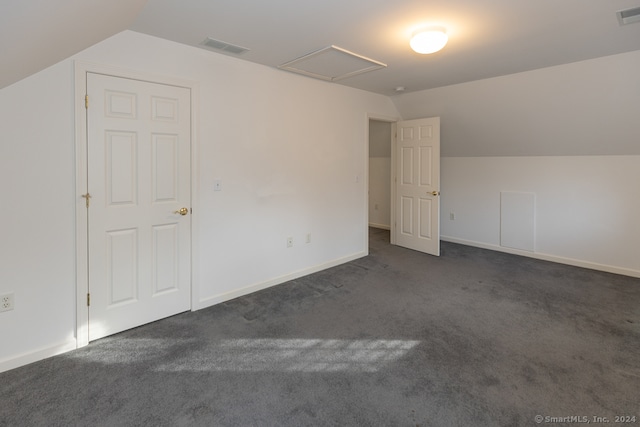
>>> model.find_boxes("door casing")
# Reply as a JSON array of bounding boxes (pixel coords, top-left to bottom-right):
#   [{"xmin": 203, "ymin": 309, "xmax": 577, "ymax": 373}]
[
  {"xmin": 74, "ymin": 61, "xmax": 199, "ymax": 348},
  {"xmin": 366, "ymin": 114, "xmax": 441, "ymax": 253}
]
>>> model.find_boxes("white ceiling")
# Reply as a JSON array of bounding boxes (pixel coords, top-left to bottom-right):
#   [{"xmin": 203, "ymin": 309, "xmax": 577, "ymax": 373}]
[
  {"xmin": 3, "ymin": 0, "xmax": 640, "ymax": 94},
  {"xmin": 0, "ymin": 0, "xmax": 147, "ymax": 90}
]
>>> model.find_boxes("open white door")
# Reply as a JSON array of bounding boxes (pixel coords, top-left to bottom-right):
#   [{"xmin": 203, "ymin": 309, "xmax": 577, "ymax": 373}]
[
  {"xmin": 86, "ymin": 73, "xmax": 192, "ymax": 341},
  {"xmin": 394, "ymin": 117, "xmax": 441, "ymax": 256}
]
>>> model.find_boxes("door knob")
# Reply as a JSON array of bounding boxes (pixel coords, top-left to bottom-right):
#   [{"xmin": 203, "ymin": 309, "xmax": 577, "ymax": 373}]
[
  {"xmin": 430, "ymin": 191, "xmax": 440, "ymax": 196},
  {"xmin": 174, "ymin": 207, "xmax": 189, "ymax": 216}
]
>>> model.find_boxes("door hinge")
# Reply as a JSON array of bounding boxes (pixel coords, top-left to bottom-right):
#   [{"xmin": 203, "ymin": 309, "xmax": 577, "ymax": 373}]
[
  {"xmin": 85, "ymin": 94, "xmax": 89, "ymax": 109},
  {"xmin": 87, "ymin": 293, "xmax": 90, "ymax": 306},
  {"xmin": 82, "ymin": 193, "xmax": 91, "ymax": 208}
]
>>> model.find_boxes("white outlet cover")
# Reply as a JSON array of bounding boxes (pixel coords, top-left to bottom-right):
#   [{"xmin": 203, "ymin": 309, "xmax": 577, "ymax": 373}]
[{"xmin": 0, "ymin": 293, "xmax": 14, "ymax": 312}]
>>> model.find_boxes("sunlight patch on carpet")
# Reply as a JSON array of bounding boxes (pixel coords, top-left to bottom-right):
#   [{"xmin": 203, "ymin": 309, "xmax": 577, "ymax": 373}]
[
  {"xmin": 65, "ymin": 338, "xmax": 194, "ymax": 364},
  {"xmin": 156, "ymin": 339, "xmax": 420, "ymax": 373}
]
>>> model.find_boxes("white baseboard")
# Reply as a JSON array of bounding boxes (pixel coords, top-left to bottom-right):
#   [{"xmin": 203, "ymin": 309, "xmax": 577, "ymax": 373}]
[
  {"xmin": 368, "ymin": 223, "xmax": 390, "ymax": 230},
  {"xmin": 441, "ymin": 235, "xmax": 640, "ymax": 279},
  {"xmin": 0, "ymin": 339, "xmax": 77, "ymax": 374},
  {"xmin": 195, "ymin": 251, "xmax": 368, "ymax": 309}
]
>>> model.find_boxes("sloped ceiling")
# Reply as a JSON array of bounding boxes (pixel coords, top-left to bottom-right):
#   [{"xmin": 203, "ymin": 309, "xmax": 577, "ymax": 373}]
[
  {"xmin": 0, "ymin": 0, "xmax": 147, "ymax": 89},
  {"xmin": 2, "ymin": 0, "xmax": 640, "ymax": 94}
]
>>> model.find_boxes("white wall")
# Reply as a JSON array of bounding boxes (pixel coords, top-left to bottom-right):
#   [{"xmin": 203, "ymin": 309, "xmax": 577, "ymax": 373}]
[
  {"xmin": 392, "ymin": 50, "xmax": 640, "ymax": 277},
  {"xmin": 393, "ymin": 50, "xmax": 640, "ymax": 157},
  {"xmin": 368, "ymin": 120, "xmax": 391, "ymax": 229},
  {"xmin": 0, "ymin": 30, "xmax": 399, "ymax": 371},
  {"xmin": 441, "ymin": 156, "xmax": 640, "ymax": 275},
  {"xmin": 0, "ymin": 60, "xmax": 78, "ymax": 366}
]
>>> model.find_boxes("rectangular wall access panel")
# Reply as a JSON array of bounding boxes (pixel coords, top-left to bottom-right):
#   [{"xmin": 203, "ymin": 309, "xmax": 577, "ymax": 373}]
[{"xmin": 500, "ymin": 191, "xmax": 535, "ymax": 252}]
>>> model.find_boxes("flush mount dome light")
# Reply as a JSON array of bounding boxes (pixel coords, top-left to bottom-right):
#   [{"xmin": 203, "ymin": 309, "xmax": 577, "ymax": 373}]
[{"xmin": 410, "ymin": 26, "xmax": 448, "ymax": 54}]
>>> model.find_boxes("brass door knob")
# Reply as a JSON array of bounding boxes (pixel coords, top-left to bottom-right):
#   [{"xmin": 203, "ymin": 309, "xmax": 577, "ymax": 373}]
[
  {"xmin": 174, "ymin": 207, "xmax": 189, "ymax": 216},
  {"xmin": 430, "ymin": 191, "xmax": 440, "ymax": 196}
]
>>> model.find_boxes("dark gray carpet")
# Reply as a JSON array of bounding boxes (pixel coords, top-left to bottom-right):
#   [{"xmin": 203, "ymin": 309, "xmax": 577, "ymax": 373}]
[{"xmin": 2, "ymin": 228, "xmax": 639, "ymax": 426}]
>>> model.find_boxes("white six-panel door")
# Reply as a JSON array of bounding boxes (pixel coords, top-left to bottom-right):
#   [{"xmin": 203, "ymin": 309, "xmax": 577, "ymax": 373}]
[
  {"xmin": 394, "ymin": 117, "xmax": 441, "ymax": 256},
  {"xmin": 86, "ymin": 73, "xmax": 191, "ymax": 341}
]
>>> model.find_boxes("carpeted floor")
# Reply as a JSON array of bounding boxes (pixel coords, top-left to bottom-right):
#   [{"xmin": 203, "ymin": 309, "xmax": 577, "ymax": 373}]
[{"xmin": 1, "ymin": 228, "xmax": 639, "ymax": 426}]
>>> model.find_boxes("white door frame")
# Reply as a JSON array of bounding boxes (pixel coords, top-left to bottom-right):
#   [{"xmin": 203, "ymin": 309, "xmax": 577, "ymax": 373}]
[
  {"xmin": 365, "ymin": 113, "xmax": 399, "ymax": 251},
  {"xmin": 74, "ymin": 61, "xmax": 199, "ymax": 348}
]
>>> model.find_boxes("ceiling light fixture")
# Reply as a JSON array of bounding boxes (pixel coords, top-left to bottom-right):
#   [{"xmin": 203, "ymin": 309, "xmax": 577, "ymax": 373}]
[{"xmin": 410, "ymin": 26, "xmax": 448, "ymax": 54}]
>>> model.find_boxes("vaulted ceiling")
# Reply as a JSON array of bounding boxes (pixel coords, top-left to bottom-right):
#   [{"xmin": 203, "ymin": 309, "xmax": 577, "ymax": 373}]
[
  {"xmin": 0, "ymin": 0, "xmax": 147, "ymax": 90},
  {"xmin": 2, "ymin": 0, "xmax": 640, "ymax": 94}
]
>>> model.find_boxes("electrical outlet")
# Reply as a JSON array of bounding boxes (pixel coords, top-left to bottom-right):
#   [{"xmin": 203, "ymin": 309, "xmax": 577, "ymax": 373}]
[
  {"xmin": 1, "ymin": 293, "xmax": 14, "ymax": 312},
  {"xmin": 450, "ymin": 212, "xmax": 456, "ymax": 221},
  {"xmin": 286, "ymin": 237, "xmax": 293, "ymax": 248}
]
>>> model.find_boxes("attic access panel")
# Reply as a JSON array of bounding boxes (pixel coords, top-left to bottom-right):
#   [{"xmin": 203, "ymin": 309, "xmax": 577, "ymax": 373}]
[
  {"xmin": 617, "ymin": 6, "xmax": 640, "ymax": 25},
  {"xmin": 279, "ymin": 45, "xmax": 386, "ymax": 82}
]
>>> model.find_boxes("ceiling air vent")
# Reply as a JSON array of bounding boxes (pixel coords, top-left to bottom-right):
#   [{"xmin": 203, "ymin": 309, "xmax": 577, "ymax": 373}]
[
  {"xmin": 200, "ymin": 37, "xmax": 250, "ymax": 55},
  {"xmin": 617, "ymin": 6, "xmax": 640, "ymax": 25}
]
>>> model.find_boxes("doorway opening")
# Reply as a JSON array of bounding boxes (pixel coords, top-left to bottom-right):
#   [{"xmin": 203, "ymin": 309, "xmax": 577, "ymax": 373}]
[
  {"xmin": 368, "ymin": 118, "xmax": 394, "ymax": 249},
  {"xmin": 367, "ymin": 115, "xmax": 442, "ymax": 256}
]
